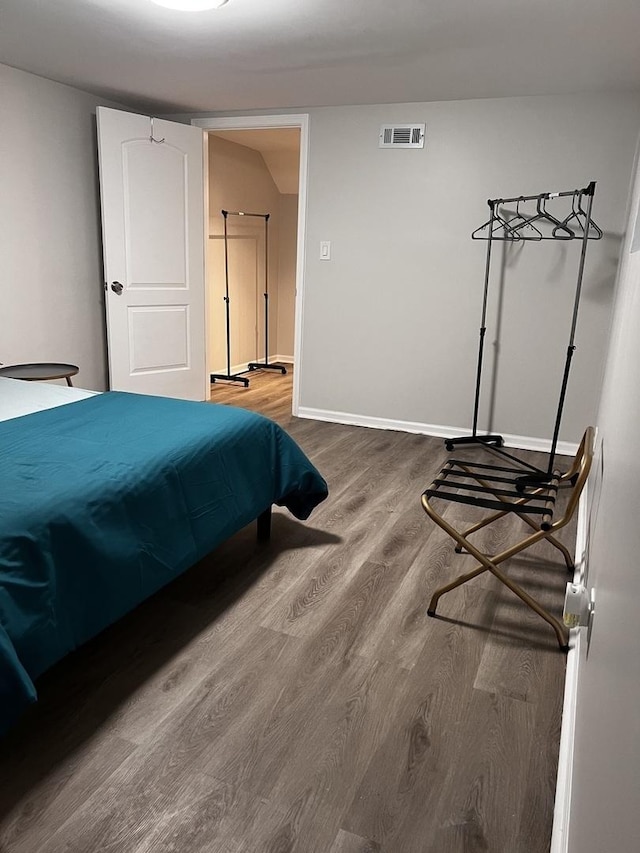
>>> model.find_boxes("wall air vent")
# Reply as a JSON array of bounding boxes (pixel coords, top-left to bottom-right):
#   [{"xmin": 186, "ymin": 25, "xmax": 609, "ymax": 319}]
[{"xmin": 379, "ymin": 123, "xmax": 425, "ymax": 149}]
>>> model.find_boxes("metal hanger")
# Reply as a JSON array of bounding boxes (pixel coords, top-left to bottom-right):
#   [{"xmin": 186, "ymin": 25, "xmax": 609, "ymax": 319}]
[
  {"xmin": 149, "ymin": 117, "xmax": 165, "ymax": 145},
  {"xmin": 510, "ymin": 194, "xmax": 574, "ymax": 240},
  {"xmin": 555, "ymin": 190, "xmax": 603, "ymax": 240},
  {"xmin": 538, "ymin": 194, "xmax": 575, "ymax": 239},
  {"xmin": 472, "ymin": 203, "xmax": 522, "ymax": 241},
  {"xmin": 505, "ymin": 197, "xmax": 543, "ymax": 241}
]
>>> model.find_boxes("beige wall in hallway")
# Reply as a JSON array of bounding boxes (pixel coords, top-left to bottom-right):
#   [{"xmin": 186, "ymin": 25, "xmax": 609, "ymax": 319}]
[{"xmin": 208, "ymin": 134, "xmax": 298, "ymax": 373}]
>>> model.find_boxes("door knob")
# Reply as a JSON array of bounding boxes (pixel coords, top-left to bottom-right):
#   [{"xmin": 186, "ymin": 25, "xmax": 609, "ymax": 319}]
[{"xmin": 111, "ymin": 281, "xmax": 124, "ymax": 295}]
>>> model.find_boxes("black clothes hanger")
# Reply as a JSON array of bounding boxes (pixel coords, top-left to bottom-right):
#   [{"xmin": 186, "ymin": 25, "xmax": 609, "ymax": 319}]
[
  {"xmin": 506, "ymin": 197, "xmax": 543, "ymax": 241},
  {"xmin": 527, "ymin": 194, "xmax": 575, "ymax": 240},
  {"xmin": 556, "ymin": 190, "xmax": 603, "ymax": 240},
  {"xmin": 472, "ymin": 202, "xmax": 522, "ymax": 241}
]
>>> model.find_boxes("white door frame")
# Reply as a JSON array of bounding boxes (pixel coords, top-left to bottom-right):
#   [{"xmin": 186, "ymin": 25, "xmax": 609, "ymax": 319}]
[{"xmin": 192, "ymin": 114, "xmax": 309, "ymax": 415}]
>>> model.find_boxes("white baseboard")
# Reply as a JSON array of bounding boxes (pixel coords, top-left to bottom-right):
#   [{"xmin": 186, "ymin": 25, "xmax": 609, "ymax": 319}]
[
  {"xmin": 550, "ymin": 484, "xmax": 589, "ymax": 853},
  {"xmin": 210, "ymin": 356, "xmax": 293, "ymax": 378},
  {"xmin": 296, "ymin": 406, "xmax": 579, "ymax": 456}
]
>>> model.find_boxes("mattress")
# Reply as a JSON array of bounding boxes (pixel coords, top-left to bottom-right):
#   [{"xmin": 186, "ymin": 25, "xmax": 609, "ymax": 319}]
[{"xmin": 0, "ymin": 376, "xmax": 97, "ymax": 422}]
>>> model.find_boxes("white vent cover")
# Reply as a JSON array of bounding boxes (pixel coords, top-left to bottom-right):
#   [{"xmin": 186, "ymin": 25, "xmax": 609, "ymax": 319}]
[{"xmin": 379, "ymin": 123, "xmax": 425, "ymax": 149}]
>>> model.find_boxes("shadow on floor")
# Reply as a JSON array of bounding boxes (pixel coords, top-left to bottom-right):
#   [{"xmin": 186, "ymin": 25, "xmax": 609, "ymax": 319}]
[{"xmin": 0, "ymin": 515, "xmax": 342, "ymax": 817}]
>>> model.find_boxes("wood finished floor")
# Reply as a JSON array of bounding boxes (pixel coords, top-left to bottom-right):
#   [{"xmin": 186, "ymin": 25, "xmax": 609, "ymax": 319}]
[{"xmin": 0, "ymin": 366, "xmax": 571, "ymax": 853}]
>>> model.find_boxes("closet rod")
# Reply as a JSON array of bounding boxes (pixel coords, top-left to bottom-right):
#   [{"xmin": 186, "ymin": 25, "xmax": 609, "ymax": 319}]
[{"xmin": 490, "ymin": 182, "xmax": 595, "ymax": 207}]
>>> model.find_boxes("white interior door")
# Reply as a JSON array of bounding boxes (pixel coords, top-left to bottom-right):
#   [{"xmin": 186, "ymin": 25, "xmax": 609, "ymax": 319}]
[{"xmin": 97, "ymin": 107, "xmax": 206, "ymax": 400}]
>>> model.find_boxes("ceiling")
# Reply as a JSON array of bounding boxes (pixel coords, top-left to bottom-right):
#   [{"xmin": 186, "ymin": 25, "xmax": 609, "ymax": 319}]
[
  {"xmin": 210, "ymin": 129, "xmax": 300, "ymax": 194},
  {"xmin": 1, "ymin": 0, "xmax": 639, "ymax": 114}
]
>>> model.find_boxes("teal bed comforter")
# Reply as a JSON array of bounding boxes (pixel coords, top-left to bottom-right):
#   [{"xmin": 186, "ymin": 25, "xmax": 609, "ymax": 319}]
[{"xmin": 0, "ymin": 392, "xmax": 327, "ymax": 735}]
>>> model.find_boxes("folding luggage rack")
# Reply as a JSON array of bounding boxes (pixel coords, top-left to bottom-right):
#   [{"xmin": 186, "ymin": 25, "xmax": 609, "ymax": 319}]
[{"xmin": 422, "ymin": 428, "xmax": 595, "ymax": 650}]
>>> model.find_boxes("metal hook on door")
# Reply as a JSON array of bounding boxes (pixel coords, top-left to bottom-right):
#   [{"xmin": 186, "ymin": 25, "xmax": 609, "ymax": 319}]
[{"xmin": 149, "ymin": 117, "xmax": 165, "ymax": 144}]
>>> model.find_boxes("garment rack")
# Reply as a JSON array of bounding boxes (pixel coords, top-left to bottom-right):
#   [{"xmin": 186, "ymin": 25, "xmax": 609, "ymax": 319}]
[
  {"xmin": 211, "ymin": 210, "xmax": 287, "ymax": 387},
  {"xmin": 445, "ymin": 181, "xmax": 601, "ymax": 486}
]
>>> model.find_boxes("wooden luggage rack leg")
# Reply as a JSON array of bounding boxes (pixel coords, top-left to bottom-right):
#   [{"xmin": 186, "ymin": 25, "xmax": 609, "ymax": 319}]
[
  {"xmin": 422, "ymin": 495, "xmax": 570, "ymax": 651},
  {"xmin": 421, "ymin": 428, "xmax": 594, "ymax": 652}
]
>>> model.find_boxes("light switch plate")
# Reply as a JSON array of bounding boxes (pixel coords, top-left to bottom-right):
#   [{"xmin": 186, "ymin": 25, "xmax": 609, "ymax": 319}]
[{"xmin": 320, "ymin": 241, "xmax": 331, "ymax": 260}]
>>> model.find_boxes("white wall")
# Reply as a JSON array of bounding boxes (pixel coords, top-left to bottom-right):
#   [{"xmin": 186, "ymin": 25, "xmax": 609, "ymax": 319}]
[
  {"xmin": 297, "ymin": 95, "xmax": 640, "ymax": 444},
  {"xmin": 0, "ymin": 64, "xmax": 126, "ymax": 390},
  {"xmin": 3, "ymin": 81, "xmax": 637, "ymax": 429},
  {"xmin": 564, "ymin": 140, "xmax": 640, "ymax": 853},
  {"xmin": 179, "ymin": 94, "xmax": 640, "ymax": 443}
]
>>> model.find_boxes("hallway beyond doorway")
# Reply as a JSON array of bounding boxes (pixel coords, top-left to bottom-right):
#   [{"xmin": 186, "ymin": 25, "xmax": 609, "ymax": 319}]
[{"xmin": 208, "ymin": 364, "xmax": 293, "ymax": 427}]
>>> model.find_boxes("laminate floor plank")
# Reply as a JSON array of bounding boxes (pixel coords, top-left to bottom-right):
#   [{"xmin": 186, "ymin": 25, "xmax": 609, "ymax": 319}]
[
  {"xmin": 352, "ymin": 519, "xmax": 481, "ymax": 670},
  {"xmin": 88, "ymin": 601, "xmax": 274, "ymax": 746},
  {"xmin": 341, "ymin": 585, "xmax": 497, "ymax": 852},
  {"xmin": 259, "ymin": 457, "xmax": 440, "ymax": 640},
  {"xmin": 0, "ymin": 596, "xmax": 230, "ymax": 822},
  {"xmin": 0, "ymin": 733, "xmax": 136, "ymax": 853},
  {"xmin": 217, "ymin": 434, "xmax": 426, "ymax": 644},
  {"xmin": 37, "ymin": 628, "xmax": 294, "ymax": 852},
  {"xmin": 428, "ymin": 689, "xmax": 537, "ymax": 853},
  {"xmin": 473, "ymin": 576, "xmax": 568, "ymax": 699},
  {"xmin": 106, "ymin": 607, "xmax": 295, "ymax": 745},
  {"xmin": 202, "ymin": 564, "xmax": 411, "ymax": 805},
  {"xmin": 131, "ymin": 624, "xmax": 294, "ymax": 760},
  {"xmin": 516, "ymin": 678, "xmax": 565, "ymax": 853},
  {"xmin": 329, "ymin": 829, "xmax": 381, "ymax": 853},
  {"xmin": 228, "ymin": 790, "xmax": 316, "ymax": 853},
  {"xmin": 264, "ymin": 657, "xmax": 411, "ymax": 842},
  {"xmin": 0, "ymin": 366, "xmax": 572, "ymax": 853},
  {"xmin": 131, "ymin": 773, "xmax": 248, "ymax": 853},
  {"xmin": 36, "ymin": 746, "xmax": 189, "ymax": 853},
  {"xmin": 471, "ymin": 508, "xmax": 572, "ymax": 700}
]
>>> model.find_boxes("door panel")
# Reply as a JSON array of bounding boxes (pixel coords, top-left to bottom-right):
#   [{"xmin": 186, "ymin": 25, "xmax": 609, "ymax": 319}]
[
  {"xmin": 97, "ymin": 107, "xmax": 206, "ymax": 400},
  {"xmin": 124, "ymin": 142, "xmax": 188, "ymax": 287},
  {"xmin": 128, "ymin": 306, "xmax": 190, "ymax": 373}
]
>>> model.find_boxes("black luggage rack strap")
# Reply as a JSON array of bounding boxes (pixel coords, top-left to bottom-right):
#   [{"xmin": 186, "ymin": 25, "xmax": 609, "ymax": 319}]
[{"xmin": 423, "ymin": 458, "xmax": 559, "ymax": 523}]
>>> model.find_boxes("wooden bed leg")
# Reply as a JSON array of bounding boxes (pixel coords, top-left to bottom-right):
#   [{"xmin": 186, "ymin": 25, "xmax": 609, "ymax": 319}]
[{"xmin": 257, "ymin": 506, "xmax": 272, "ymax": 541}]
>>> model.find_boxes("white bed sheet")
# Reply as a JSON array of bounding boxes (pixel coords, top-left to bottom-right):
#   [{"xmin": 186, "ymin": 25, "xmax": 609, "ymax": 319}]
[{"xmin": 0, "ymin": 377, "xmax": 98, "ymax": 423}]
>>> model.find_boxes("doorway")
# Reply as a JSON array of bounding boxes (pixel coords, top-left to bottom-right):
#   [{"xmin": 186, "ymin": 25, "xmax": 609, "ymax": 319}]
[{"xmin": 193, "ymin": 115, "xmax": 309, "ymax": 416}]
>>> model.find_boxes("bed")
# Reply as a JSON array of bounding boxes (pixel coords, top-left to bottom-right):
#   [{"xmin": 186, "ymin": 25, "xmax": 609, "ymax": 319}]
[{"xmin": 0, "ymin": 379, "xmax": 328, "ymax": 735}]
